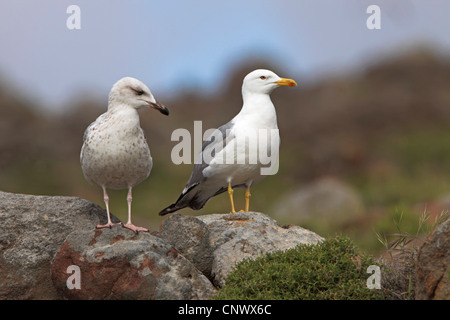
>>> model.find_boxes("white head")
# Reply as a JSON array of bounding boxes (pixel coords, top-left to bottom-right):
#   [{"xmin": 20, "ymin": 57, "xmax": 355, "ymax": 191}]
[
  {"xmin": 242, "ymin": 69, "xmax": 297, "ymax": 97},
  {"xmin": 108, "ymin": 77, "xmax": 169, "ymax": 115}
]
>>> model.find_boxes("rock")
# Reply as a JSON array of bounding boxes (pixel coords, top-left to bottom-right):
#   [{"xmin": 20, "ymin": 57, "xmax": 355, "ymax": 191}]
[
  {"xmin": 200, "ymin": 212, "xmax": 324, "ymax": 287},
  {"xmin": 159, "ymin": 211, "xmax": 323, "ymax": 287},
  {"xmin": 157, "ymin": 213, "xmax": 213, "ymax": 279},
  {"xmin": 272, "ymin": 177, "xmax": 365, "ymax": 230},
  {"xmin": 1, "ymin": 190, "xmax": 324, "ymax": 299},
  {"xmin": 51, "ymin": 227, "xmax": 216, "ymax": 300},
  {"xmin": 416, "ymin": 218, "xmax": 450, "ymax": 300},
  {"xmin": 0, "ymin": 191, "xmax": 119, "ymax": 299}
]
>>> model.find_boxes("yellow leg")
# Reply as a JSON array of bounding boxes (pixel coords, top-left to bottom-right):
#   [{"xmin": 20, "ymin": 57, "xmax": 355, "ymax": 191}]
[
  {"xmin": 228, "ymin": 182, "xmax": 236, "ymax": 213},
  {"xmin": 245, "ymin": 186, "xmax": 251, "ymax": 212}
]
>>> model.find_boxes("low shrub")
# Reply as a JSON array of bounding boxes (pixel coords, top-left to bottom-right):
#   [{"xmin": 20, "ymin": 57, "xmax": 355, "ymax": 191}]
[{"xmin": 213, "ymin": 236, "xmax": 385, "ymax": 300}]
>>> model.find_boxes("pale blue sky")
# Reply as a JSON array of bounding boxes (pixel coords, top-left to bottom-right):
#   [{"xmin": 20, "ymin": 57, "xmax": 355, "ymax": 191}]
[{"xmin": 0, "ymin": 0, "xmax": 449, "ymax": 112}]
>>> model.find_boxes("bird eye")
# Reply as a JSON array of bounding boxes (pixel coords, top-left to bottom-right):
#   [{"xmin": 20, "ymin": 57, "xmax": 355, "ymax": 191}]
[
  {"xmin": 134, "ymin": 89, "xmax": 144, "ymax": 95},
  {"xmin": 260, "ymin": 76, "xmax": 267, "ymax": 80}
]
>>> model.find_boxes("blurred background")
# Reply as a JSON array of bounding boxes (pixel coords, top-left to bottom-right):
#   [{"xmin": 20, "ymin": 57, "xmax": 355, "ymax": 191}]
[{"xmin": 1, "ymin": 0, "xmax": 450, "ymax": 253}]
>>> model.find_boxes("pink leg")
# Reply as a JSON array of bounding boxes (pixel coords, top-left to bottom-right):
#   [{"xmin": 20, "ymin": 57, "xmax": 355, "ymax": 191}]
[
  {"xmin": 96, "ymin": 186, "xmax": 122, "ymax": 229},
  {"xmin": 122, "ymin": 186, "xmax": 149, "ymax": 233}
]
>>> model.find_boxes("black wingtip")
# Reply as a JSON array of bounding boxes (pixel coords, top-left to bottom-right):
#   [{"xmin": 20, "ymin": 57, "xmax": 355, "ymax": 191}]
[
  {"xmin": 158, "ymin": 204, "xmax": 177, "ymax": 216},
  {"xmin": 159, "ymin": 184, "xmax": 203, "ymax": 216}
]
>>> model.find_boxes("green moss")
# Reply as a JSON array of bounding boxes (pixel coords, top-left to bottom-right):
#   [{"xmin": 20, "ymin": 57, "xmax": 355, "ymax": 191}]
[{"xmin": 213, "ymin": 236, "xmax": 385, "ymax": 300}]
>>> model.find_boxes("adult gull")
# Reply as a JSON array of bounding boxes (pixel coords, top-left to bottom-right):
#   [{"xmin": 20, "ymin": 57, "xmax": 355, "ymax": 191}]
[{"xmin": 159, "ymin": 69, "xmax": 296, "ymax": 216}]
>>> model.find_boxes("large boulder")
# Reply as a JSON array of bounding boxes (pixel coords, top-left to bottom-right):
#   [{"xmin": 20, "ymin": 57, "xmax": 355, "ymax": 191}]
[
  {"xmin": 0, "ymin": 191, "xmax": 118, "ymax": 299},
  {"xmin": 158, "ymin": 211, "xmax": 324, "ymax": 287},
  {"xmin": 51, "ymin": 227, "xmax": 216, "ymax": 300},
  {"xmin": 416, "ymin": 218, "xmax": 450, "ymax": 300}
]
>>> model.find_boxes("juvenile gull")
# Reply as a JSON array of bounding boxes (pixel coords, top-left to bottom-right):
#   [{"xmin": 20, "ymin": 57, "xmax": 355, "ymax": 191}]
[
  {"xmin": 159, "ymin": 69, "xmax": 296, "ymax": 216},
  {"xmin": 81, "ymin": 77, "xmax": 169, "ymax": 232}
]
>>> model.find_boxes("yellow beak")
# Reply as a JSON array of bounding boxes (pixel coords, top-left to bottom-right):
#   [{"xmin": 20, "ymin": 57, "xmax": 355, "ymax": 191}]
[{"xmin": 274, "ymin": 78, "xmax": 297, "ymax": 87}]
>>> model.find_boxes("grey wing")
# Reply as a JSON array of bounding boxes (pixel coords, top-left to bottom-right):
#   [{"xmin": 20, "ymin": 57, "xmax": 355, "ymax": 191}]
[
  {"xmin": 158, "ymin": 119, "xmax": 236, "ymax": 215},
  {"xmin": 183, "ymin": 119, "xmax": 235, "ymax": 192}
]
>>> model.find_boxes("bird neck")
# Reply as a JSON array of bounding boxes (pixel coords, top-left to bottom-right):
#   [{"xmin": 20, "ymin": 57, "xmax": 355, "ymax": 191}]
[
  {"xmin": 237, "ymin": 92, "xmax": 277, "ymax": 128},
  {"xmin": 108, "ymin": 103, "xmax": 136, "ymax": 113},
  {"xmin": 108, "ymin": 104, "xmax": 141, "ymax": 127},
  {"xmin": 240, "ymin": 92, "xmax": 275, "ymax": 115}
]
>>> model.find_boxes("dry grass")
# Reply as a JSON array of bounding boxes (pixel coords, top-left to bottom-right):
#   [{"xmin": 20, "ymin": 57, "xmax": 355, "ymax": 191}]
[{"xmin": 375, "ymin": 210, "xmax": 449, "ymax": 299}]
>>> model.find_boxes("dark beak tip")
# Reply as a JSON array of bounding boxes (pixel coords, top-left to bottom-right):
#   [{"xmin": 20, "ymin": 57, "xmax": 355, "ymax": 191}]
[
  {"xmin": 158, "ymin": 105, "xmax": 169, "ymax": 116},
  {"xmin": 150, "ymin": 101, "xmax": 169, "ymax": 116}
]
